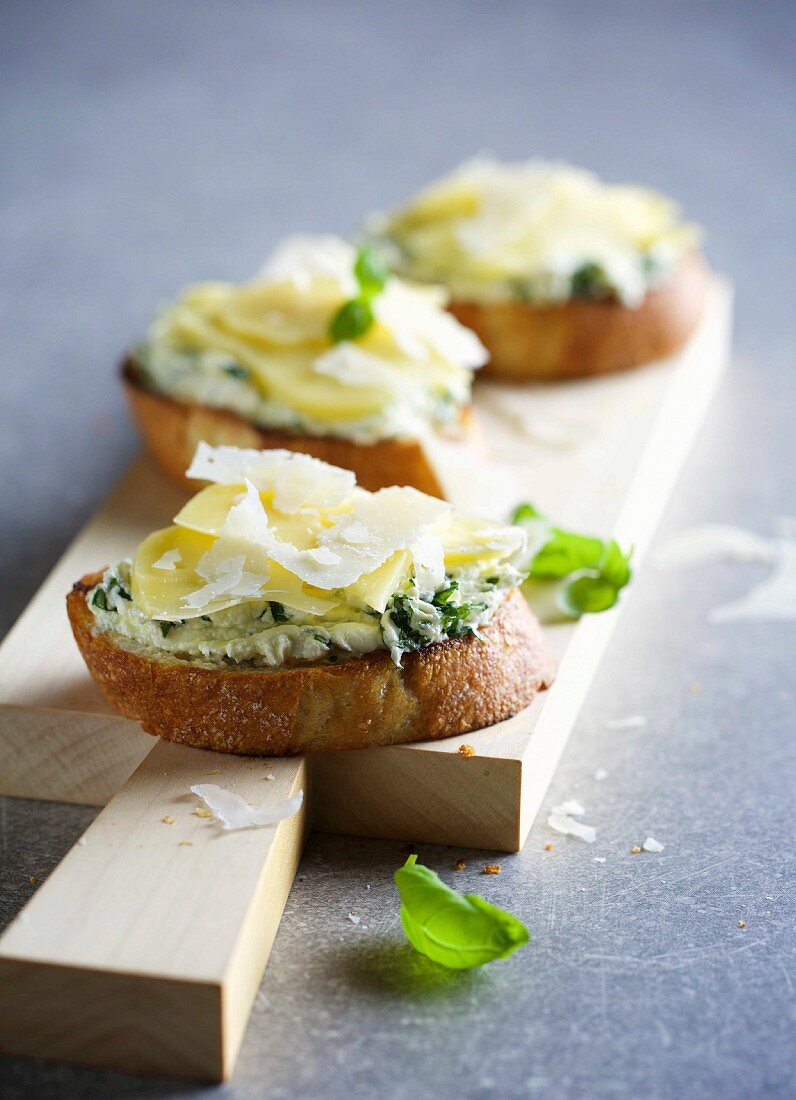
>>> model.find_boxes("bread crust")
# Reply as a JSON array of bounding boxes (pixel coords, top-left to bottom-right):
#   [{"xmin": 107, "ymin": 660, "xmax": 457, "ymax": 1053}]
[
  {"xmin": 449, "ymin": 252, "xmax": 710, "ymax": 382},
  {"xmin": 122, "ymin": 360, "xmax": 486, "ymax": 497},
  {"xmin": 68, "ymin": 577, "xmax": 555, "ymax": 756}
]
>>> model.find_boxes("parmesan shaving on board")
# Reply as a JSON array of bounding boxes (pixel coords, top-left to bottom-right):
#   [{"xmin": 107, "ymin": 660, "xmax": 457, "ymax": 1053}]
[{"xmin": 190, "ymin": 784, "xmax": 303, "ymax": 831}]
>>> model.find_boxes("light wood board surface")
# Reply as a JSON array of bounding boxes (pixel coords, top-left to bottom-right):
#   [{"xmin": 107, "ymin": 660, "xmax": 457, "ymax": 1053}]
[
  {"xmin": 1, "ymin": 280, "xmax": 731, "ymax": 850},
  {"xmin": 0, "ymin": 280, "xmax": 731, "ymax": 1079},
  {"xmin": 0, "ymin": 743, "xmax": 308, "ymax": 1079}
]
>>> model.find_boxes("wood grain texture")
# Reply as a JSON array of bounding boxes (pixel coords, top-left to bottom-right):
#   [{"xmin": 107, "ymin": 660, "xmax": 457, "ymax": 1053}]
[
  {"xmin": 451, "ymin": 252, "xmax": 710, "ymax": 381},
  {"xmin": 123, "ymin": 360, "xmax": 488, "ymax": 497},
  {"xmin": 0, "ymin": 741, "xmax": 308, "ymax": 1080},
  {"xmin": 0, "ymin": 280, "xmax": 731, "ymax": 836},
  {"xmin": 0, "ymin": 280, "xmax": 731, "ymax": 1082}
]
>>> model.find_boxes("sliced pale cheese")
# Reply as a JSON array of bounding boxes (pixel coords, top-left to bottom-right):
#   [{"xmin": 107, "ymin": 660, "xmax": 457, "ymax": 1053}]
[
  {"xmin": 133, "ymin": 526, "xmax": 339, "ymax": 621},
  {"xmin": 345, "ymin": 550, "xmax": 413, "ymax": 613},
  {"xmin": 185, "ymin": 443, "xmax": 356, "ymax": 512},
  {"xmin": 411, "ymin": 533, "xmax": 446, "ymax": 595},
  {"xmin": 175, "ymin": 483, "xmax": 325, "ymax": 549},
  {"xmin": 133, "ymin": 526, "xmax": 222, "ymax": 620},
  {"xmin": 152, "ymin": 548, "xmax": 182, "ymax": 571},
  {"xmin": 440, "ymin": 512, "xmax": 526, "ymax": 568},
  {"xmin": 133, "ymin": 449, "xmax": 526, "ymax": 623}
]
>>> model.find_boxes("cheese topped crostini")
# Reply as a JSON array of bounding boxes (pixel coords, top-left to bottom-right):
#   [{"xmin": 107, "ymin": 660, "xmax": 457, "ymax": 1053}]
[
  {"xmin": 68, "ymin": 445, "xmax": 554, "ymax": 755},
  {"xmin": 124, "ymin": 236, "xmax": 489, "ymax": 496},
  {"xmin": 369, "ymin": 158, "xmax": 709, "ymax": 380}
]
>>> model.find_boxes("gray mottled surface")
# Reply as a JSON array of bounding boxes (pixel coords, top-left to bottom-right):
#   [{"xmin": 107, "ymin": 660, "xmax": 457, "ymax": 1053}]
[{"xmin": 1, "ymin": 1, "xmax": 794, "ymax": 1097}]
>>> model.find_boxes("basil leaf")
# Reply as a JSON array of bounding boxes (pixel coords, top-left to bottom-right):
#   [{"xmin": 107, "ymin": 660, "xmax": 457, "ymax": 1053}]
[
  {"xmin": 329, "ymin": 298, "xmax": 374, "ymax": 344},
  {"xmin": 513, "ymin": 502, "xmax": 632, "ymax": 616},
  {"xmin": 354, "ymin": 246, "xmax": 389, "ymax": 299},
  {"xmin": 557, "ymin": 571, "xmax": 620, "ymax": 617},
  {"xmin": 599, "ymin": 539, "xmax": 632, "ymax": 589},
  {"xmin": 529, "ymin": 530, "xmax": 605, "ymax": 579},
  {"xmin": 269, "ymin": 601, "xmax": 289, "ymax": 623},
  {"xmin": 511, "ymin": 502, "xmax": 543, "ymax": 524},
  {"xmin": 394, "ymin": 855, "xmax": 530, "ymax": 970},
  {"xmin": 160, "ymin": 621, "xmax": 175, "ymax": 638}
]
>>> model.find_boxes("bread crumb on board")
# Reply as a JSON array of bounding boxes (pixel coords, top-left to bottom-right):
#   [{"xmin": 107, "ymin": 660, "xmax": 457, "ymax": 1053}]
[
  {"xmin": 544, "ymin": 843, "xmax": 554, "ymax": 852},
  {"xmin": 631, "ymin": 845, "xmax": 643, "ymax": 854},
  {"xmin": 193, "ymin": 808, "xmax": 214, "ymax": 819},
  {"xmin": 482, "ymin": 863, "xmax": 502, "ymax": 875},
  {"xmin": 178, "ymin": 840, "xmax": 193, "ymax": 847},
  {"xmin": 738, "ymin": 919, "xmax": 746, "ymax": 929},
  {"xmin": 162, "ymin": 815, "xmax": 176, "ymax": 825},
  {"xmin": 458, "ymin": 743, "xmax": 476, "ymax": 758}
]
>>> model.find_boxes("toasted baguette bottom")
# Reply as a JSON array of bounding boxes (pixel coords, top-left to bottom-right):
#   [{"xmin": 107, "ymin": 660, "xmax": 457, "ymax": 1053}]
[
  {"xmin": 449, "ymin": 252, "xmax": 710, "ymax": 381},
  {"xmin": 122, "ymin": 361, "xmax": 486, "ymax": 498},
  {"xmin": 68, "ymin": 579, "xmax": 555, "ymax": 756}
]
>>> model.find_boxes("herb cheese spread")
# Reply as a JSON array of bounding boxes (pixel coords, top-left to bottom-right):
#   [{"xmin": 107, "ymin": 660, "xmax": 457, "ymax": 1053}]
[
  {"xmin": 87, "ymin": 445, "xmax": 529, "ymax": 669},
  {"xmin": 133, "ymin": 236, "xmax": 487, "ymax": 444},
  {"xmin": 369, "ymin": 158, "xmax": 701, "ymax": 307}
]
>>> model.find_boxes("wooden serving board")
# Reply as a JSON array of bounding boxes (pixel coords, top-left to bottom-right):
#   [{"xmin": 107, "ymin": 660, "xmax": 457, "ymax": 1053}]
[{"xmin": 0, "ymin": 279, "xmax": 732, "ymax": 1079}]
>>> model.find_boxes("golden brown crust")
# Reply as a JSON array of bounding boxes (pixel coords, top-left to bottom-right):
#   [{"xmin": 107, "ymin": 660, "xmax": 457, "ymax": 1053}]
[
  {"xmin": 449, "ymin": 252, "xmax": 710, "ymax": 382},
  {"xmin": 122, "ymin": 360, "xmax": 486, "ymax": 498},
  {"xmin": 68, "ymin": 577, "xmax": 555, "ymax": 757}
]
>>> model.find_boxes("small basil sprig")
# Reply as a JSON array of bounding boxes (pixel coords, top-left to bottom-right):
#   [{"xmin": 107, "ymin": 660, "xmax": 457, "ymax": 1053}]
[
  {"xmin": 329, "ymin": 246, "xmax": 390, "ymax": 344},
  {"xmin": 394, "ymin": 855, "xmax": 530, "ymax": 970},
  {"xmin": 512, "ymin": 503, "xmax": 632, "ymax": 618}
]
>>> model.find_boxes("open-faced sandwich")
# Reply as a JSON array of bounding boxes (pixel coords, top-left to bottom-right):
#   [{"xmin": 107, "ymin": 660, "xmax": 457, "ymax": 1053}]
[
  {"xmin": 124, "ymin": 235, "xmax": 489, "ymax": 497},
  {"xmin": 68, "ymin": 445, "xmax": 554, "ymax": 755},
  {"xmin": 369, "ymin": 158, "xmax": 709, "ymax": 381}
]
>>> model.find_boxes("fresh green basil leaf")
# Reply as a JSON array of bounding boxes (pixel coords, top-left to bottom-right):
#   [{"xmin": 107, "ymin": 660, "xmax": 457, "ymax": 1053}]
[
  {"xmin": 598, "ymin": 539, "xmax": 633, "ymax": 589},
  {"xmin": 394, "ymin": 855, "xmax": 530, "ymax": 970},
  {"xmin": 354, "ymin": 246, "xmax": 390, "ymax": 299},
  {"xmin": 513, "ymin": 502, "xmax": 632, "ymax": 615},
  {"xmin": 557, "ymin": 571, "xmax": 619, "ymax": 618},
  {"xmin": 329, "ymin": 298, "xmax": 374, "ymax": 344},
  {"xmin": 511, "ymin": 502, "xmax": 543, "ymax": 524},
  {"xmin": 529, "ymin": 530, "xmax": 605, "ymax": 579}
]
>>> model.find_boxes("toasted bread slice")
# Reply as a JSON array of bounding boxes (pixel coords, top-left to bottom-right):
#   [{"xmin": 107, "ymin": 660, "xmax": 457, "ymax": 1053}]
[
  {"xmin": 449, "ymin": 252, "xmax": 710, "ymax": 382},
  {"xmin": 68, "ymin": 577, "xmax": 554, "ymax": 756},
  {"xmin": 122, "ymin": 360, "xmax": 486, "ymax": 497}
]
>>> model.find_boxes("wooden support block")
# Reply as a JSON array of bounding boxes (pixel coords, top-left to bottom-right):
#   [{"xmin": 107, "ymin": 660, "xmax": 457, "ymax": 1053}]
[
  {"xmin": 0, "ymin": 281, "xmax": 731, "ymax": 1081},
  {"xmin": 0, "ymin": 281, "xmax": 732, "ymax": 853},
  {"xmin": 0, "ymin": 740, "xmax": 307, "ymax": 1080}
]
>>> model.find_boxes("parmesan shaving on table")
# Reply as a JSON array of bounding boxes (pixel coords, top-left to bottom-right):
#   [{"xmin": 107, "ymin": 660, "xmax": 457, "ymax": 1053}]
[{"xmin": 190, "ymin": 783, "xmax": 303, "ymax": 830}]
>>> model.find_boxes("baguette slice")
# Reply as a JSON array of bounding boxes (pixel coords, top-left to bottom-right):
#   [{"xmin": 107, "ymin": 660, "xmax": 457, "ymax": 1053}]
[
  {"xmin": 123, "ymin": 360, "xmax": 486, "ymax": 497},
  {"xmin": 68, "ymin": 577, "xmax": 554, "ymax": 756},
  {"xmin": 449, "ymin": 252, "xmax": 710, "ymax": 382}
]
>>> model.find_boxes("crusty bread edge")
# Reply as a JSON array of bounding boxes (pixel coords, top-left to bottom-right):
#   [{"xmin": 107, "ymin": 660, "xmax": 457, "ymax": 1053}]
[
  {"xmin": 449, "ymin": 252, "xmax": 711, "ymax": 381},
  {"xmin": 68, "ymin": 577, "xmax": 555, "ymax": 757},
  {"xmin": 122, "ymin": 360, "xmax": 487, "ymax": 497}
]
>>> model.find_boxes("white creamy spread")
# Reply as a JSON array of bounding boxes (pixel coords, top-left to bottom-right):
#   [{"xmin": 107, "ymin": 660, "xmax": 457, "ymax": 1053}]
[
  {"xmin": 134, "ymin": 236, "xmax": 487, "ymax": 443},
  {"xmin": 87, "ymin": 445, "xmax": 527, "ymax": 669},
  {"xmin": 370, "ymin": 158, "xmax": 701, "ymax": 307}
]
